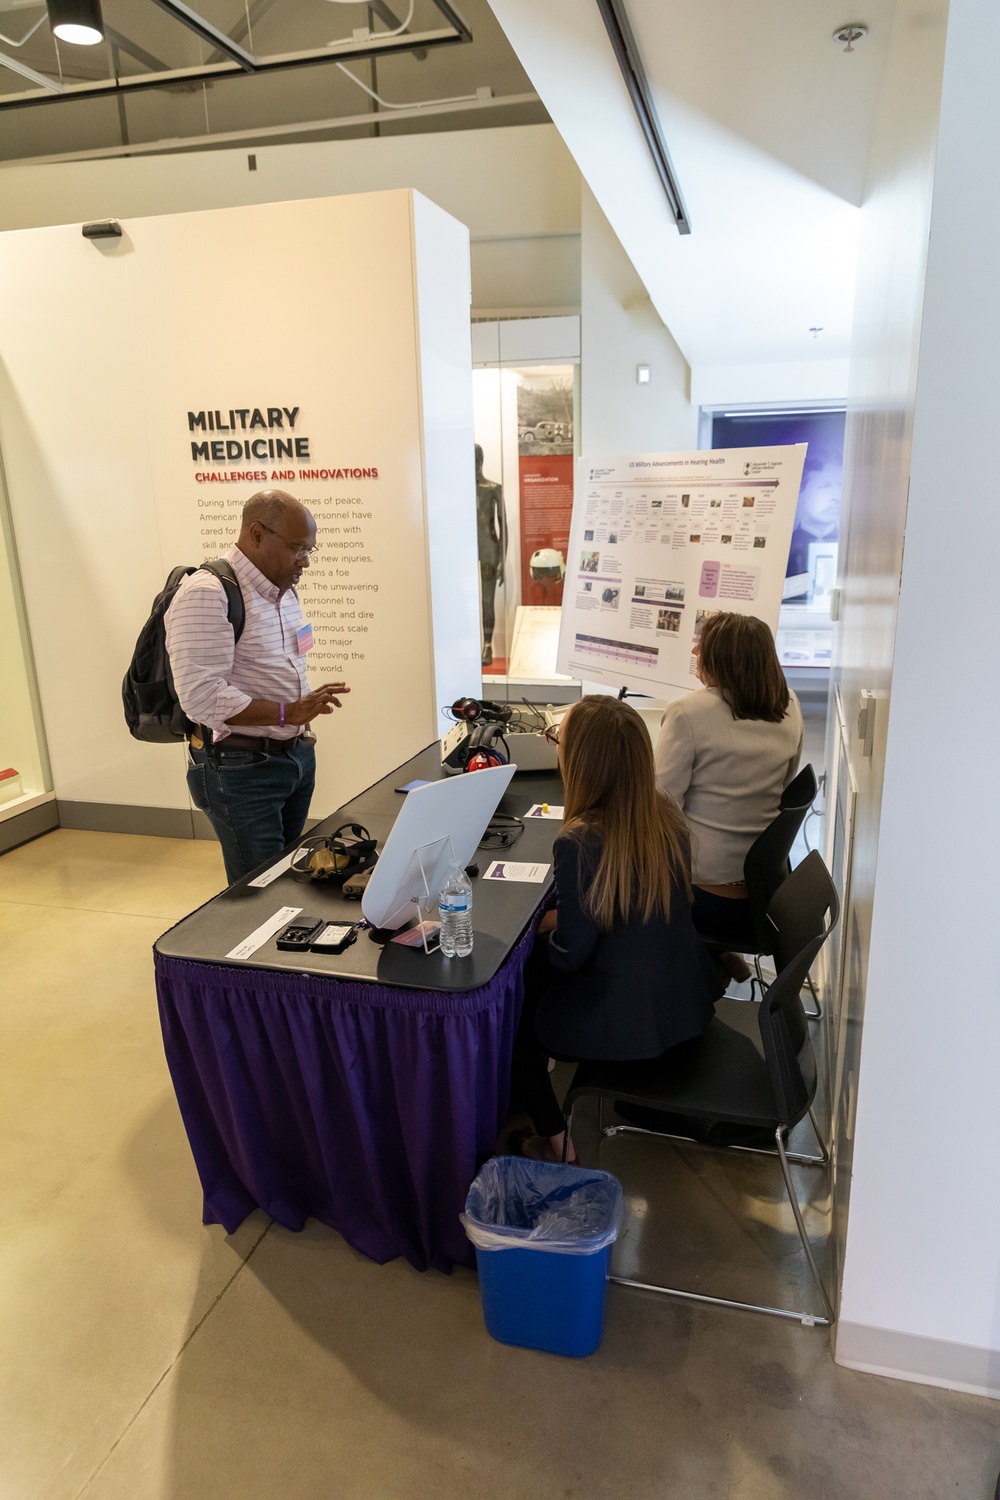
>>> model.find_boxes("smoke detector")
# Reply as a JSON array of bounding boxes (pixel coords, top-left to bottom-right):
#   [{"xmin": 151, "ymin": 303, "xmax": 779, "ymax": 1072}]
[{"xmin": 832, "ymin": 24, "xmax": 868, "ymax": 51}]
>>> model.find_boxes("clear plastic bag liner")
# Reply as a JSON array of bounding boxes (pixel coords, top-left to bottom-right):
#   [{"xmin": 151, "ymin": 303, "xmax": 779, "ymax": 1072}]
[{"xmin": 461, "ymin": 1156, "xmax": 623, "ymax": 1255}]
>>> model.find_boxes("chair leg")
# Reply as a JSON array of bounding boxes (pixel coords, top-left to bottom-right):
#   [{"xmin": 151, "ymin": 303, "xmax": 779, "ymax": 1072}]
[
  {"xmin": 727, "ymin": 953, "xmax": 765, "ymax": 1005},
  {"xmin": 803, "ymin": 971, "xmax": 822, "ymax": 1021},
  {"xmin": 598, "ymin": 1095, "xmax": 607, "ymax": 1136},
  {"xmin": 748, "ymin": 960, "xmax": 821, "ymax": 1021},
  {"xmin": 774, "ymin": 1126, "xmax": 834, "ymax": 1324},
  {"xmin": 561, "ymin": 1102, "xmax": 574, "ymax": 1163},
  {"xmin": 807, "ymin": 1105, "xmax": 829, "ymax": 1164},
  {"xmin": 607, "ymin": 1274, "xmax": 831, "ymax": 1327},
  {"xmin": 591, "ymin": 1103, "xmax": 832, "ymax": 1326},
  {"xmin": 601, "ymin": 1119, "xmax": 826, "ymax": 1168}
]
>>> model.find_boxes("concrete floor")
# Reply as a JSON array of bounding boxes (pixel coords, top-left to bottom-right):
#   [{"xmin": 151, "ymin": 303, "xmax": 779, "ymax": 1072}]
[{"xmin": 1, "ymin": 825, "xmax": 998, "ymax": 1500}]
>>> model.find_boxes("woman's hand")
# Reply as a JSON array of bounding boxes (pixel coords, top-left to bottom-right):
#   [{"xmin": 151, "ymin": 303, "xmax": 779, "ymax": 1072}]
[{"xmin": 537, "ymin": 909, "xmax": 558, "ymax": 934}]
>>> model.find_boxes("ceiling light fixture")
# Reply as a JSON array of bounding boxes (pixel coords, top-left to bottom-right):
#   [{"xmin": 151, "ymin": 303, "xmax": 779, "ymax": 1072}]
[
  {"xmin": 46, "ymin": 0, "xmax": 104, "ymax": 46},
  {"xmin": 832, "ymin": 24, "xmax": 868, "ymax": 52}
]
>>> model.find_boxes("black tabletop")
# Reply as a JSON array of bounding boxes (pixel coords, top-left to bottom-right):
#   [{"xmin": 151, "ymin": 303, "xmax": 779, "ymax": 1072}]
[{"xmin": 155, "ymin": 745, "xmax": 564, "ymax": 992}]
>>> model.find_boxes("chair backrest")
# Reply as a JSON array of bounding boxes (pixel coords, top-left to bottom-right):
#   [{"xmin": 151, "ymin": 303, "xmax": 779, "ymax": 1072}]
[
  {"xmin": 766, "ymin": 845, "xmax": 839, "ymax": 974},
  {"xmin": 757, "ymin": 851, "xmax": 840, "ymax": 1124},
  {"xmin": 743, "ymin": 763, "xmax": 818, "ymax": 951}
]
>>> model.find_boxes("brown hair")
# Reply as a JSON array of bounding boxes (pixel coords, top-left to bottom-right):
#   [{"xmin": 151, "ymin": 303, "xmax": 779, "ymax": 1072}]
[
  {"xmin": 561, "ymin": 696, "xmax": 691, "ymax": 930},
  {"xmin": 697, "ymin": 612, "xmax": 790, "ymax": 722}
]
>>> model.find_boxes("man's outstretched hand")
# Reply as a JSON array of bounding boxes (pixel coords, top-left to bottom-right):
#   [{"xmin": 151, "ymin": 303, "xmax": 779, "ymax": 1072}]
[{"xmin": 288, "ymin": 683, "xmax": 351, "ymax": 725}]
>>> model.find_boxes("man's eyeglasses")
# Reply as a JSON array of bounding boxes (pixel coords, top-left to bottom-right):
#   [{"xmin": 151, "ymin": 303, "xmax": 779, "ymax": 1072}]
[{"xmin": 260, "ymin": 523, "xmax": 319, "ymax": 559}]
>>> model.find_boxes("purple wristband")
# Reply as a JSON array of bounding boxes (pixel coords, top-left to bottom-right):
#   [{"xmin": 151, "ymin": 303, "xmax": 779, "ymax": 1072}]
[{"xmin": 279, "ymin": 703, "xmax": 285, "ymax": 729}]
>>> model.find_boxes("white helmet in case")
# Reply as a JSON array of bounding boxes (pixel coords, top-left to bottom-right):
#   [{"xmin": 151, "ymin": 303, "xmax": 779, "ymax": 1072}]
[{"xmin": 529, "ymin": 548, "xmax": 566, "ymax": 583}]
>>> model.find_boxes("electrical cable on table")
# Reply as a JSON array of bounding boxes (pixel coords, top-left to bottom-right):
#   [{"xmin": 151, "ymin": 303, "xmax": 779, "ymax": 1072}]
[{"xmin": 479, "ymin": 814, "xmax": 524, "ymax": 851}]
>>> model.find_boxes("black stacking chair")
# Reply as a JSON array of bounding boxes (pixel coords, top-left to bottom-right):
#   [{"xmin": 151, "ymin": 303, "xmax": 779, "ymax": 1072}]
[
  {"xmin": 698, "ymin": 762, "xmax": 821, "ymax": 1017},
  {"xmin": 562, "ymin": 850, "xmax": 839, "ymax": 1326}
]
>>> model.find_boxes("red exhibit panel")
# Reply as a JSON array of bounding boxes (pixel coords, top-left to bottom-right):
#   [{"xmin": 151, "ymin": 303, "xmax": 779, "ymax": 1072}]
[{"xmin": 518, "ymin": 454, "xmax": 574, "ymax": 606}]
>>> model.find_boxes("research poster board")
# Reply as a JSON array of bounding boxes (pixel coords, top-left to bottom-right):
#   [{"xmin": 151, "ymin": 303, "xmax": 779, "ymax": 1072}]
[{"xmin": 556, "ymin": 446, "xmax": 806, "ymax": 697}]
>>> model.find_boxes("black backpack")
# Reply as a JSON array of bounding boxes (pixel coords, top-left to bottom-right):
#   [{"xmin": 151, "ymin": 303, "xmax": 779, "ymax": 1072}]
[{"xmin": 122, "ymin": 560, "xmax": 245, "ymax": 743}]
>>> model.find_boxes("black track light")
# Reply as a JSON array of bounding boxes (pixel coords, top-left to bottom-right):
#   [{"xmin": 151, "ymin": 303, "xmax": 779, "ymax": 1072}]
[{"xmin": 46, "ymin": 0, "xmax": 104, "ymax": 46}]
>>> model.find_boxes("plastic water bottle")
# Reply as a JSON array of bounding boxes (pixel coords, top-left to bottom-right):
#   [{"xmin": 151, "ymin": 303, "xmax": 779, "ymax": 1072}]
[{"xmin": 438, "ymin": 862, "xmax": 474, "ymax": 957}]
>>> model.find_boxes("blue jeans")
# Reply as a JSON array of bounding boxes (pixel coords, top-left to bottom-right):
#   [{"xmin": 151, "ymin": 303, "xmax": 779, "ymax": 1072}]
[{"xmin": 187, "ymin": 739, "xmax": 316, "ymax": 886}]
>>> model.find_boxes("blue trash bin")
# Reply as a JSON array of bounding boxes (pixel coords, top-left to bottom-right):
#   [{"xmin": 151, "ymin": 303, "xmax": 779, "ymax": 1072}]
[{"xmin": 461, "ymin": 1156, "xmax": 623, "ymax": 1357}]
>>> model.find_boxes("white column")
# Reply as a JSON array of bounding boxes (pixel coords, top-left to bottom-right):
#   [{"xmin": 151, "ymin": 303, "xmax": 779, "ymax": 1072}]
[{"xmin": 836, "ymin": 0, "xmax": 1000, "ymax": 1394}]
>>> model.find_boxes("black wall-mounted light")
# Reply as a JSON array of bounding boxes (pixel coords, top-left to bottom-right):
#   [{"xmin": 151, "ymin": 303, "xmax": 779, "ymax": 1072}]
[
  {"xmin": 46, "ymin": 0, "xmax": 104, "ymax": 46},
  {"xmin": 82, "ymin": 219, "xmax": 121, "ymax": 239}
]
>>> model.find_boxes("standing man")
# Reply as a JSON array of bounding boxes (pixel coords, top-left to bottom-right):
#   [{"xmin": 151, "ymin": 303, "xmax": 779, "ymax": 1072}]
[{"xmin": 165, "ymin": 490, "xmax": 349, "ymax": 884}]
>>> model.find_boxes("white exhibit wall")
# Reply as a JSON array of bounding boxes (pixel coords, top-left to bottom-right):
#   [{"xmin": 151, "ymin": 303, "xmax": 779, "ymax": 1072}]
[
  {"xmin": 820, "ymin": 0, "xmax": 948, "ymax": 1328},
  {"xmin": 580, "ymin": 186, "xmax": 697, "ymax": 457},
  {"xmin": 410, "ymin": 192, "xmax": 482, "ymax": 711},
  {"xmin": 0, "ymin": 225, "xmax": 174, "ymax": 812},
  {"xmin": 577, "ymin": 185, "xmax": 847, "ymax": 665},
  {"xmin": 690, "ymin": 361, "xmax": 850, "ymax": 410},
  {"xmin": 835, "ymin": 0, "xmax": 1000, "ymax": 1395},
  {"xmin": 0, "ymin": 125, "xmax": 582, "ymax": 318},
  {"xmin": 0, "ymin": 189, "xmax": 477, "ymax": 823}
]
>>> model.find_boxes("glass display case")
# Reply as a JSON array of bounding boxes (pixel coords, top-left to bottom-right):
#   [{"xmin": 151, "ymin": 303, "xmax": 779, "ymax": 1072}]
[
  {"xmin": 0, "ymin": 457, "xmax": 52, "ymax": 840},
  {"xmin": 471, "ymin": 318, "xmax": 581, "ymax": 694}
]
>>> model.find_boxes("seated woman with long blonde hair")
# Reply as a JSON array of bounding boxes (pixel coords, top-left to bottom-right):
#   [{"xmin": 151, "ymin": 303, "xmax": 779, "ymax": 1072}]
[{"xmin": 511, "ymin": 695, "xmax": 722, "ymax": 1163}]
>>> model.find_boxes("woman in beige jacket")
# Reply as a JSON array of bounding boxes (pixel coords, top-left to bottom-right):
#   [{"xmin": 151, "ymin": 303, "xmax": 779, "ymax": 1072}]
[{"xmin": 654, "ymin": 612, "xmax": 803, "ymax": 963}]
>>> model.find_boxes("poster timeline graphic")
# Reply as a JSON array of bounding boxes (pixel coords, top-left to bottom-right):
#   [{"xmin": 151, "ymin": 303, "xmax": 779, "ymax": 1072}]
[{"xmin": 555, "ymin": 445, "xmax": 806, "ymax": 697}]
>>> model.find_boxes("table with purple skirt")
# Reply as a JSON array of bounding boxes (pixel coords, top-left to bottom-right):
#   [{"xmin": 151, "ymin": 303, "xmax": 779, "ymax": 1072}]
[{"xmin": 154, "ymin": 745, "xmax": 561, "ymax": 1273}]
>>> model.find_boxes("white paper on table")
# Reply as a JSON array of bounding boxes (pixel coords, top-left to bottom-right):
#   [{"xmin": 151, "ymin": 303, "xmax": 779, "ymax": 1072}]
[
  {"xmin": 226, "ymin": 905, "xmax": 302, "ymax": 960},
  {"xmin": 525, "ymin": 804, "xmax": 564, "ymax": 820},
  {"xmin": 483, "ymin": 861, "xmax": 551, "ymax": 883},
  {"xmin": 247, "ymin": 851, "xmax": 296, "ymax": 888}
]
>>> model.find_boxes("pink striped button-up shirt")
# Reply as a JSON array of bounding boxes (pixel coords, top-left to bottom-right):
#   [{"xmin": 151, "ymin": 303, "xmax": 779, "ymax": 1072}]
[{"xmin": 165, "ymin": 545, "xmax": 308, "ymax": 742}]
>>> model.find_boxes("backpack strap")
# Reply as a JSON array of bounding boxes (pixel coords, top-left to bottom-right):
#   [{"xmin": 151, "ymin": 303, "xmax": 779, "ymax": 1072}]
[{"xmin": 199, "ymin": 559, "xmax": 246, "ymax": 643}]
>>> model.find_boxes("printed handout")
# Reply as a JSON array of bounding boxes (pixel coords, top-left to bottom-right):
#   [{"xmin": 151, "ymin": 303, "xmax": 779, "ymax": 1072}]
[{"xmin": 483, "ymin": 861, "xmax": 551, "ymax": 883}]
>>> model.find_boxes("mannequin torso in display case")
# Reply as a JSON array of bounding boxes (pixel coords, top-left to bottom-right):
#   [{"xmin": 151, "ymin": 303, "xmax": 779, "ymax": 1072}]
[{"xmin": 475, "ymin": 444, "xmax": 506, "ymax": 667}]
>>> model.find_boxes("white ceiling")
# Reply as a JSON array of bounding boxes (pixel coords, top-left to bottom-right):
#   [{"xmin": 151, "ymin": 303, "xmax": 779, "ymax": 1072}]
[
  {"xmin": 629, "ymin": 0, "xmax": 896, "ymax": 207},
  {"xmin": 487, "ymin": 0, "xmax": 900, "ymax": 375}
]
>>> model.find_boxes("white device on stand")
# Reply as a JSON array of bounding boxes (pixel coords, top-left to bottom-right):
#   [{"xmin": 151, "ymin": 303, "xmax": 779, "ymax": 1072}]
[{"xmin": 361, "ymin": 765, "xmax": 517, "ymax": 931}]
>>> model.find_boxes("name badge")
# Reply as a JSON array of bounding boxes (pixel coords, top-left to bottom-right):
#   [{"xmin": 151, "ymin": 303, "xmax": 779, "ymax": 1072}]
[{"xmin": 296, "ymin": 622, "xmax": 314, "ymax": 655}]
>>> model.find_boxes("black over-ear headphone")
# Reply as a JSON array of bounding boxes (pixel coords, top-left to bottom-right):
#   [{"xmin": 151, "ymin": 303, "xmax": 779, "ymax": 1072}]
[
  {"xmin": 450, "ymin": 696, "xmax": 513, "ymax": 724},
  {"xmin": 463, "ymin": 720, "xmax": 510, "ymax": 771},
  {"xmin": 290, "ymin": 822, "xmax": 379, "ymax": 882}
]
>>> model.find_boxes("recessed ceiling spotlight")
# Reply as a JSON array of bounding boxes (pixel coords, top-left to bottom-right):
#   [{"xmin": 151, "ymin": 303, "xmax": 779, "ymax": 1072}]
[
  {"xmin": 832, "ymin": 24, "xmax": 868, "ymax": 52},
  {"xmin": 46, "ymin": 0, "xmax": 104, "ymax": 46}
]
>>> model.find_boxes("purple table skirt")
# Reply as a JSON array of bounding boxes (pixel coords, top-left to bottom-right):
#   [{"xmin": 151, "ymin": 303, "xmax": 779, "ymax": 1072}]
[{"xmin": 154, "ymin": 927, "xmax": 534, "ymax": 1272}]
